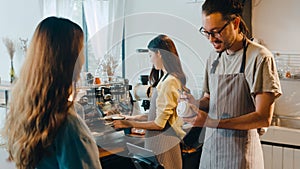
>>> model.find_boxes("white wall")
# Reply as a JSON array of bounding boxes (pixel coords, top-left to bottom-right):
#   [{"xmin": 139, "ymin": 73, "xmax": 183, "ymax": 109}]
[
  {"xmin": 0, "ymin": 0, "xmax": 42, "ymax": 137},
  {"xmin": 124, "ymin": 0, "xmax": 212, "ymax": 98},
  {"xmin": 252, "ymin": 0, "xmax": 300, "ymax": 53},
  {"xmin": 0, "ymin": 0, "xmax": 42, "ymax": 82},
  {"xmin": 2, "ymin": 0, "xmax": 298, "ymax": 93},
  {"xmin": 124, "ymin": 0, "xmax": 300, "ymax": 98}
]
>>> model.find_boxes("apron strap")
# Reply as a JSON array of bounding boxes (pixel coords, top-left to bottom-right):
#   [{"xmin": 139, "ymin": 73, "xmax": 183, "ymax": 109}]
[
  {"xmin": 239, "ymin": 38, "xmax": 249, "ymax": 73},
  {"xmin": 210, "ymin": 52, "xmax": 222, "ymax": 74},
  {"xmin": 161, "ymin": 73, "xmax": 169, "ymax": 81}
]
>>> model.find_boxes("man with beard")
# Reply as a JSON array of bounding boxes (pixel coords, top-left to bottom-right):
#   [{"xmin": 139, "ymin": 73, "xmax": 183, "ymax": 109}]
[{"xmin": 182, "ymin": 0, "xmax": 282, "ymax": 168}]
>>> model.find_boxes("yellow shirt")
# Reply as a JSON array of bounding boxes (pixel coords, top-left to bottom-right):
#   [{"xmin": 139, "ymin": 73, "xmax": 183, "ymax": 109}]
[{"xmin": 154, "ymin": 74, "xmax": 186, "ymax": 139}]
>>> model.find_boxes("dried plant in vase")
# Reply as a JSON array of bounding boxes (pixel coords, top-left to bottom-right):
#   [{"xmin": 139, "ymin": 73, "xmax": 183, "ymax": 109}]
[
  {"xmin": 2, "ymin": 37, "xmax": 16, "ymax": 83},
  {"xmin": 96, "ymin": 54, "xmax": 120, "ymax": 82}
]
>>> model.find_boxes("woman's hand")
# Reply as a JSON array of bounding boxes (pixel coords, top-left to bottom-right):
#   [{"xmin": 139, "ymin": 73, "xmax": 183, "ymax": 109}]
[
  {"xmin": 124, "ymin": 114, "xmax": 148, "ymax": 121},
  {"xmin": 112, "ymin": 120, "xmax": 133, "ymax": 129},
  {"xmin": 122, "ymin": 115, "xmax": 134, "ymax": 120}
]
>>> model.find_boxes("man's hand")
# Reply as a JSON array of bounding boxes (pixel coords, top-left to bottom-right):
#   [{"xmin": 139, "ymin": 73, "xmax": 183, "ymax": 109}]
[{"xmin": 190, "ymin": 104, "xmax": 208, "ymax": 127}]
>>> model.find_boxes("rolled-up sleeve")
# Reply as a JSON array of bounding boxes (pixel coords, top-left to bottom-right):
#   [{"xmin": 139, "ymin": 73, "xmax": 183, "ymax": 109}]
[
  {"xmin": 154, "ymin": 77, "xmax": 181, "ymax": 128},
  {"xmin": 252, "ymin": 55, "xmax": 282, "ymax": 98}
]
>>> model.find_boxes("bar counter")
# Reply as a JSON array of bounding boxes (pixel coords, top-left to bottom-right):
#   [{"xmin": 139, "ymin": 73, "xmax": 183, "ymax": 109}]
[{"xmin": 85, "ymin": 111, "xmax": 145, "ymax": 169}]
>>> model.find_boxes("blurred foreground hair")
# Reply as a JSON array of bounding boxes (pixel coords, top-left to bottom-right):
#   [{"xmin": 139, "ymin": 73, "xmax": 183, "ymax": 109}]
[{"xmin": 2, "ymin": 16, "xmax": 84, "ymax": 169}]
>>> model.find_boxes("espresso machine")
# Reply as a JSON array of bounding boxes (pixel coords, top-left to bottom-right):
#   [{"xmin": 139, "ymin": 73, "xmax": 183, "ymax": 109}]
[
  {"xmin": 133, "ymin": 75, "xmax": 151, "ymax": 111},
  {"xmin": 78, "ymin": 76, "xmax": 133, "ymax": 118}
]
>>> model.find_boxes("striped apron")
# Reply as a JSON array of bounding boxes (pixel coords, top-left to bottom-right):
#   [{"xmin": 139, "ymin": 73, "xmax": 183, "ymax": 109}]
[
  {"xmin": 200, "ymin": 40, "xmax": 264, "ymax": 169},
  {"xmin": 145, "ymin": 87, "xmax": 182, "ymax": 169}
]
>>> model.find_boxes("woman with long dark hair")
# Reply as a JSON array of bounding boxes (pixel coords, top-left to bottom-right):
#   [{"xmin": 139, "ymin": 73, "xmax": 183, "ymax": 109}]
[{"xmin": 113, "ymin": 34, "xmax": 188, "ymax": 169}]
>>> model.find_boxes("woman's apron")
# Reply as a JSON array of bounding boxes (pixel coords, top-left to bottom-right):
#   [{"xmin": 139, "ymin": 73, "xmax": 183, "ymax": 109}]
[
  {"xmin": 144, "ymin": 87, "xmax": 182, "ymax": 169},
  {"xmin": 200, "ymin": 40, "xmax": 264, "ymax": 169}
]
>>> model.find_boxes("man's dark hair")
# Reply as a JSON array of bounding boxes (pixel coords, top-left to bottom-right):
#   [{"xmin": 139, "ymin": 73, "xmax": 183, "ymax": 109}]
[{"xmin": 202, "ymin": 0, "xmax": 251, "ymax": 38}]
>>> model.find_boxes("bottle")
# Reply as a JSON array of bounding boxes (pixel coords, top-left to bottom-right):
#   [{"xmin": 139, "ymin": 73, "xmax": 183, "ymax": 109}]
[
  {"xmin": 10, "ymin": 60, "xmax": 15, "ymax": 83},
  {"xmin": 94, "ymin": 77, "xmax": 101, "ymax": 85},
  {"xmin": 100, "ymin": 70, "xmax": 109, "ymax": 84},
  {"xmin": 94, "ymin": 66, "xmax": 108, "ymax": 85},
  {"xmin": 94, "ymin": 67, "xmax": 100, "ymax": 85}
]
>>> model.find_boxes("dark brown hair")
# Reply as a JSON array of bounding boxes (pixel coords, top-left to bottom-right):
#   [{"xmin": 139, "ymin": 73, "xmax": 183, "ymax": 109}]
[
  {"xmin": 147, "ymin": 34, "xmax": 187, "ymax": 89},
  {"xmin": 202, "ymin": 0, "xmax": 251, "ymax": 39}
]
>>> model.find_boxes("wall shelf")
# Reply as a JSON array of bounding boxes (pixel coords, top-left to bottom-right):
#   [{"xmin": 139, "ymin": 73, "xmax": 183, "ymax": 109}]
[
  {"xmin": 0, "ymin": 81, "xmax": 12, "ymax": 108},
  {"xmin": 274, "ymin": 52, "xmax": 300, "ymax": 80}
]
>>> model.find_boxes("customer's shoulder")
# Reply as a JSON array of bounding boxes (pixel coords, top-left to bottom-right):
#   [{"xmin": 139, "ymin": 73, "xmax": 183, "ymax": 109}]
[{"xmin": 63, "ymin": 111, "xmax": 89, "ymax": 135}]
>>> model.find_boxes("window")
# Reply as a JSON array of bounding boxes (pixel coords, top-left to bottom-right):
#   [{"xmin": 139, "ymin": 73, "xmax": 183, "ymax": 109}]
[{"xmin": 41, "ymin": 0, "xmax": 124, "ymax": 77}]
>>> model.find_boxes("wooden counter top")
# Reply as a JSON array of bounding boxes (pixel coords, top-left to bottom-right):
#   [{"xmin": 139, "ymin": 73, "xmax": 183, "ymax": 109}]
[{"xmin": 85, "ymin": 114, "xmax": 144, "ymax": 159}]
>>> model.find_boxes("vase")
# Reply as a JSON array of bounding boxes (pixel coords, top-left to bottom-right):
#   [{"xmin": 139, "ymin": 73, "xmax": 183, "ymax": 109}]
[{"xmin": 10, "ymin": 60, "xmax": 15, "ymax": 83}]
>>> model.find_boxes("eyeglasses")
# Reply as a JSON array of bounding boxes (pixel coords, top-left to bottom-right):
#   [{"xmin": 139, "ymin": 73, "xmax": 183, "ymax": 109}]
[{"xmin": 199, "ymin": 20, "xmax": 231, "ymax": 39}]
